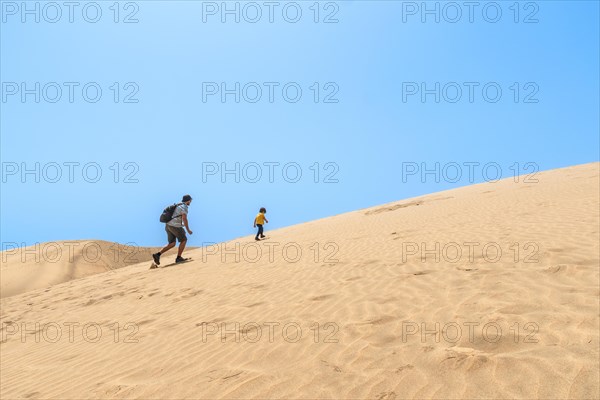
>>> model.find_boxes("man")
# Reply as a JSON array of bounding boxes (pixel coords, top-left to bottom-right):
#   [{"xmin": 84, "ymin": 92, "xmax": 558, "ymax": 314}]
[{"xmin": 153, "ymin": 194, "xmax": 193, "ymax": 264}]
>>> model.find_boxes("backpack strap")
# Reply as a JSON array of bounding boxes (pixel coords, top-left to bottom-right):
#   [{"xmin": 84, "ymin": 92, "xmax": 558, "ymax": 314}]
[{"xmin": 171, "ymin": 203, "xmax": 185, "ymax": 220}]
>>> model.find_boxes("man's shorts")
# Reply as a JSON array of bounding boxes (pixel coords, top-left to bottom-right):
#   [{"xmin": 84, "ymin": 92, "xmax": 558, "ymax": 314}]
[{"xmin": 166, "ymin": 225, "xmax": 187, "ymax": 243}]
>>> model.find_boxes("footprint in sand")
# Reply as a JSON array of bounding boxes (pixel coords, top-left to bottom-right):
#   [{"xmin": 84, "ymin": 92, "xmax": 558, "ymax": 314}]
[
  {"xmin": 244, "ymin": 302, "xmax": 264, "ymax": 308},
  {"xmin": 376, "ymin": 391, "xmax": 396, "ymax": 400},
  {"xmin": 412, "ymin": 270, "xmax": 432, "ymax": 276},
  {"xmin": 320, "ymin": 360, "xmax": 342, "ymax": 373},
  {"xmin": 395, "ymin": 364, "xmax": 414, "ymax": 373},
  {"xmin": 310, "ymin": 294, "xmax": 334, "ymax": 301},
  {"xmin": 365, "ymin": 201, "xmax": 424, "ymax": 215}
]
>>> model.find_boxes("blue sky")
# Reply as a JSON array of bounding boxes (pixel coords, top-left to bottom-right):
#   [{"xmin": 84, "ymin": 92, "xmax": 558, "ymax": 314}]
[{"xmin": 1, "ymin": 0, "xmax": 599, "ymax": 248}]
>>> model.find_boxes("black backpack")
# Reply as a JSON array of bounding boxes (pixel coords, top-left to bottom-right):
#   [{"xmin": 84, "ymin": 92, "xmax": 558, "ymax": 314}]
[{"xmin": 160, "ymin": 203, "xmax": 182, "ymax": 223}]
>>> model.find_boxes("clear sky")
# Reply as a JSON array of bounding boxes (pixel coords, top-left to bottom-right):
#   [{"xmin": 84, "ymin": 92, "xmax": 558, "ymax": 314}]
[{"xmin": 1, "ymin": 0, "xmax": 599, "ymax": 248}]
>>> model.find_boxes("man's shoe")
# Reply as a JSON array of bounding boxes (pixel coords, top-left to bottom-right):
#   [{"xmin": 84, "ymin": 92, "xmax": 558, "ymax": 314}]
[
  {"xmin": 175, "ymin": 256, "xmax": 186, "ymax": 263},
  {"xmin": 255, "ymin": 237, "xmax": 260, "ymax": 241},
  {"xmin": 152, "ymin": 252, "xmax": 161, "ymax": 265}
]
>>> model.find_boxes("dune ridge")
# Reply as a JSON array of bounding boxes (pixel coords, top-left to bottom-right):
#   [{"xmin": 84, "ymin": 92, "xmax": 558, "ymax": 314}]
[
  {"xmin": 0, "ymin": 162, "xmax": 598, "ymax": 399},
  {"xmin": 0, "ymin": 240, "xmax": 163, "ymax": 298}
]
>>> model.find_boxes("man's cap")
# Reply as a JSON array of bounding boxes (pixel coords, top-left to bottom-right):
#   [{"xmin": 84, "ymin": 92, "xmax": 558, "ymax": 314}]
[{"xmin": 182, "ymin": 194, "xmax": 193, "ymax": 202}]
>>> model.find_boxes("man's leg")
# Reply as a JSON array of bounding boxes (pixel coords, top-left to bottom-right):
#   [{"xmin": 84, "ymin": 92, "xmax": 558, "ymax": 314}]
[
  {"xmin": 160, "ymin": 226, "xmax": 177, "ymax": 254},
  {"xmin": 176, "ymin": 227, "xmax": 188, "ymax": 258},
  {"xmin": 177, "ymin": 239, "xmax": 187, "ymax": 257},
  {"xmin": 154, "ymin": 226, "xmax": 177, "ymax": 264},
  {"xmin": 159, "ymin": 242, "xmax": 176, "ymax": 254}
]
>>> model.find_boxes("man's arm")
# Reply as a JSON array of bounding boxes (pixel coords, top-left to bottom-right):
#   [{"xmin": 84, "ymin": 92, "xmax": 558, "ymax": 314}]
[
  {"xmin": 265, "ymin": 218, "xmax": 269, "ymax": 223},
  {"xmin": 253, "ymin": 217, "xmax": 257, "ymax": 228},
  {"xmin": 182, "ymin": 213, "xmax": 193, "ymax": 234}
]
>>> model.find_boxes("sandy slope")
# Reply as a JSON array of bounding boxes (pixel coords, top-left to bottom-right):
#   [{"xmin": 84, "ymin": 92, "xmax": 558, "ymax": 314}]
[
  {"xmin": 1, "ymin": 163, "xmax": 598, "ymax": 399},
  {"xmin": 0, "ymin": 241, "xmax": 162, "ymax": 298}
]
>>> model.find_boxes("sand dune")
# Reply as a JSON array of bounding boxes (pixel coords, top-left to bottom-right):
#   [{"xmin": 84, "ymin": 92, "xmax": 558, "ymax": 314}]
[
  {"xmin": 0, "ymin": 241, "xmax": 162, "ymax": 298},
  {"xmin": 1, "ymin": 163, "xmax": 598, "ymax": 399}
]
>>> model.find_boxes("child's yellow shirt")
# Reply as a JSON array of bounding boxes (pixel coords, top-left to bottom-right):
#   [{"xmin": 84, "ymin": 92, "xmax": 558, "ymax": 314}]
[{"xmin": 255, "ymin": 213, "xmax": 266, "ymax": 224}]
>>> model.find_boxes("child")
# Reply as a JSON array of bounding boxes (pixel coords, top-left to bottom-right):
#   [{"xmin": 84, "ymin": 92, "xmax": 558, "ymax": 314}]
[{"xmin": 253, "ymin": 207, "xmax": 268, "ymax": 240}]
